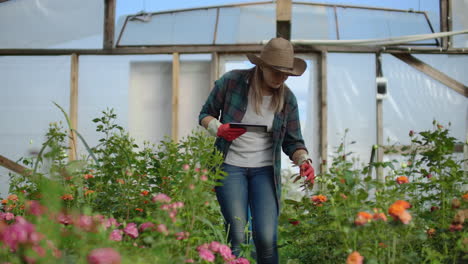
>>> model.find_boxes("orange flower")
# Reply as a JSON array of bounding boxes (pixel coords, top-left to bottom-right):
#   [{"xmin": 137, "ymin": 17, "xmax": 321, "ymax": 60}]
[
  {"xmin": 135, "ymin": 208, "xmax": 143, "ymax": 212},
  {"xmin": 373, "ymin": 212, "xmax": 387, "ymax": 222},
  {"xmin": 378, "ymin": 242, "xmax": 388, "ymax": 248},
  {"xmin": 346, "ymin": 251, "xmax": 364, "ymax": 264},
  {"xmin": 117, "ymin": 179, "xmax": 125, "ymax": 184},
  {"xmin": 140, "ymin": 190, "xmax": 149, "ymax": 196},
  {"xmin": 340, "ymin": 193, "xmax": 348, "ymax": 199},
  {"xmin": 426, "ymin": 228, "xmax": 436, "ymax": 237},
  {"xmin": 388, "ymin": 200, "xmax": 412, "ymax": 224},
  {"xmin": 1, "ymin": 199, "xmax": 8, "ymax": 205},
  {"xmin": 396, "ymin": 176, "xmax": 409, "ymax": 184},
  {"xmin": 61, "ymin": 194, "xmax": 74, "ymax": 201},
  {"xmin": 311, "ymin": 195, "xmax": 327, "ymax": 205},
  {"xmin": 84, "ymin": 174, "xmax": 94, "ymax": 180},
  {"xmin": 354, "ymin": 212, "xmax": 373, "ymax": 226},
  {"xmin": 462, "ymin": 193, "xmax": 468, "ymax": 201},
  {"xmin": 84, "ymin": 190, "xmax": 95, "ymax": 196},
  {"xmin": 7, "ymin": 194, "xmax": 18, "ymax": 201}
]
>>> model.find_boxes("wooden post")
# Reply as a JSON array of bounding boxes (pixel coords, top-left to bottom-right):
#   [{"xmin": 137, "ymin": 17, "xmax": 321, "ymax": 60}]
[
  {"xmin": 172, "ymin": 53, "xmax": 180, "ymax": 142},
  {"xmin": 319, "ymin": 51, "xmax": 328, "ymax": 186},
  {"xmin": 210, "ymin": 52, "xmax": 219, "ymax": 88},
  {"xmin": 104, "ymin": 0, "xmax": 116, "ymax": 49},
  {"xmin": 276, "ymin": 0, "xmax": 292, "ymax": 40},
  {"xmin": 69, "ymin": 53, "xmax": 79, "ymax": 161},
  {"xmin": 376, "ymin": 54, "xmax": 384, "ymax": 182}
]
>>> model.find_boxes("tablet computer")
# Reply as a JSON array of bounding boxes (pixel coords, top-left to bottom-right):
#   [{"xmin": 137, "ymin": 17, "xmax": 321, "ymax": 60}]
[{"xmin": 230, "ymin": 123, "xmax": 268, "ymax": 133}]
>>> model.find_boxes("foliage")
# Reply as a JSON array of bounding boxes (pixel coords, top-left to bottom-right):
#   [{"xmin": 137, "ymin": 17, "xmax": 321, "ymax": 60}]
[
  {"xmin": 1, "ymin": 107, "xmax": 466, "ymax": 264},
  {"xmin": 279, "ymin": 122, "xmax": 467, "ymax": 264}
]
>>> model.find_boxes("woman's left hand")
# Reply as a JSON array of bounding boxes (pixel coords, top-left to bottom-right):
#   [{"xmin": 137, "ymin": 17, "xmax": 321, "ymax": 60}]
[{"xmin": 300, "ymin": 161, "xmax": 315, "ymax": 184}]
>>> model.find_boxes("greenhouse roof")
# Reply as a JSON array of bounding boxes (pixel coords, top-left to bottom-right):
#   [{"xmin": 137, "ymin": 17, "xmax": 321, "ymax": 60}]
[{"xmin": 116, "ymin": 1, "xmax": 438, "ymax": 47}]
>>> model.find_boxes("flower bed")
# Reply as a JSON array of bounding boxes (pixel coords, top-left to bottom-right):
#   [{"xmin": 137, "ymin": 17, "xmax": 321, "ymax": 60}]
[{"xmin": 1, "ymin": 108, "xmax": 466, "ymax": 263}]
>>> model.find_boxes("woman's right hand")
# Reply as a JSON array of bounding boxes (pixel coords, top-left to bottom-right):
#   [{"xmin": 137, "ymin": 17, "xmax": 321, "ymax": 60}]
[{"xmin": 217, "ymin": 123, "xmax": 246, "ymax": 141}]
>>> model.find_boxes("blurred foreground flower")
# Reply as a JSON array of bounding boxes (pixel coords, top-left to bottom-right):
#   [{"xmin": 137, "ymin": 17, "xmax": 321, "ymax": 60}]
[
  {"xmin": 87, "ymin": 248, "xmax": 121, "ymax": 264},
  {"xmin": 346, "ymin": 251, "xmax": 364, "ymax": 264},
  {"xmin": 396, "ymin": 176, "xmax": 409, "ymax": 184}
]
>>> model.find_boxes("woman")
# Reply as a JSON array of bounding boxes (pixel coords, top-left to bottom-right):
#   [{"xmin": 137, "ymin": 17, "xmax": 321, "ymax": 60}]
[{"xmin": 198, "ymin": 37, "xmax": 315, "ymax": 264}]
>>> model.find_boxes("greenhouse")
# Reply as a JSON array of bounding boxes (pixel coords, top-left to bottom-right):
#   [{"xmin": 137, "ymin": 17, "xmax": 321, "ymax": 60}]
[{"xmin": 0, "ymin": 0, "xmax": 467, "ymax": 263}]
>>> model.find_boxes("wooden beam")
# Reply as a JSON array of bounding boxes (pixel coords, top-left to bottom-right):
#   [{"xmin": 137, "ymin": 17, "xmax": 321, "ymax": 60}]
[
  {"xmin": 104, "ymin": 0, "xmax": 116, "ymax": 49},
  {"xmin": 440, "ymin": 0, "xmax": 449, "ymax": 49},
  {"xmin": 1, "ymin": 46, "xmax": 468, "ymax": 56},
  {"xmin": 392, "ymin": 53, "xmax": 468, "ymax": 97},
  {"xmin": 172, "ymin": 53, "xmax": 180, "ymax": 142},
  {"xmin": 69, "ymin": 54, "xmax": 79, "ymax": 161},
  {"xmin": 319, "ymin": 51, "xmax": 328, "ymax": 178},
  {"xmin": 276, "ymin": 0, "xmax": 291, "ymax": 39},
  {"xmin": 0, "ymin": 154, "xmax": 30, "ymax": 176}
]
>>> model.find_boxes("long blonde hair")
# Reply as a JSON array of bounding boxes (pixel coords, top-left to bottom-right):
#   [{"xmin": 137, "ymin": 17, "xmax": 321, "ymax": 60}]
[{"xmin": 250, "ymin": 66, "xmax": 285, "ymax": 115}]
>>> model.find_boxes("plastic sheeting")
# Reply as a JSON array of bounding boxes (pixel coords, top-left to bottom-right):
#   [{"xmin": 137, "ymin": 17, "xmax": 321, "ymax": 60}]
[
  {"xmin": 327, "ymin": 53, "xmax": 377, "ymax": 166},
  {"xmin": 452, "ymin": 0, "xmax": 468, "ymax": 48},
  {"xmin": 0, "ymin": 56, "xmax": 71, "ymax": 197},
  {"xmin": 117, "ymin": 2, "xmax": 436, "ymax": 46},
  {"xmin": 0, "ymin": 0, "xmax": 103, "ymax": 49},
  {"xmin": 382, "ymin": 54, "xmax": 467, "ymax": 144}
]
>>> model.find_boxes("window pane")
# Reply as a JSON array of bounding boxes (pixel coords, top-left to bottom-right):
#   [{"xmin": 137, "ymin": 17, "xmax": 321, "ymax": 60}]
[
  {"xmin": 292, "ymin": 4, "xmax": 336, "ymax": 40},
  {"xmin": 0, "ymin": 0, "xmax": 103, "ymax": 49},
  {"xmin": 337, "ymin": 7, "xmax": 436, "ymax": 44},
  {"xmin": 452, "ymin": 0, "xmax": 468, "ymax": 48},
  {"xmin": 216, "ymin": 4, "xmax": 275, "ymax": 44},
  {"xmin": 119, "ymin": 9, "xmax": 217, "ymax": 46}
]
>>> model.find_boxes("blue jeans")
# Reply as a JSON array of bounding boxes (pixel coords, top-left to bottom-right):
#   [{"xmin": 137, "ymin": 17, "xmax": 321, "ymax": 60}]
[{"xmin": 215, "ymin": 163, "xmax": 279, "ymax": 264}]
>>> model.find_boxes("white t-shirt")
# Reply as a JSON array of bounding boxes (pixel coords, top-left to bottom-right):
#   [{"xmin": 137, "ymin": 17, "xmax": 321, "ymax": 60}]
[{"xmin": 225, "ymin": 94, "xmax": 274, "ymax": 167}]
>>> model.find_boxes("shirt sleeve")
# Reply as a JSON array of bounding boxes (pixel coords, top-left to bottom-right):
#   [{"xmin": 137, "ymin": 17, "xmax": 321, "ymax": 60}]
[
  {"xmin": 282, "ymin": 91, "xmax": 308, "ymax": 160},
  {"xmin": 198, "ymin": 75, "xmax": 227, "ymax": 125}
]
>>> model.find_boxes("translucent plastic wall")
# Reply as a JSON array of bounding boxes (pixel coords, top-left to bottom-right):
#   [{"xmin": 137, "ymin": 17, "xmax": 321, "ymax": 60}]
[
  {"xmin": 382, "ymin": 54, "xmax": 467, "ymax": 144},
  {"xmin": 77, "ymin": 54, "xmax": 212, "ymax": 154},
  {"xmin": 327, "ymin": 54, "xmax": 377, "ymax": 166},
  {"xmin": 0, "ymin": 56, "xmax": 71, "ymax": 197},
  {"xmin": 452, "ymin": 0, "xmax": 468, "ymax": 48},
  {"xmin": 219, "ymin": 54, "xmax": 320, "ymax": 174},
  {"xmin": 0, "ymin": 0, "xmax": 103, "ymax": 49}
]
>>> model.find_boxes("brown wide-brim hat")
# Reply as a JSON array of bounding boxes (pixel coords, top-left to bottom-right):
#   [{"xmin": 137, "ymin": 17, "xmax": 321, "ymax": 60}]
[{"xmin": 247, "ymin": 37, "xmax": 307, "ymax": 76}]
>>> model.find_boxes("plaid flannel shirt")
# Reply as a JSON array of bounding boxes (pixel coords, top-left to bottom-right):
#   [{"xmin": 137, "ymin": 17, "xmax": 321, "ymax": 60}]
[{"xmin": 199, "ymin": 68, "xmax": 308, "ymax": 208}]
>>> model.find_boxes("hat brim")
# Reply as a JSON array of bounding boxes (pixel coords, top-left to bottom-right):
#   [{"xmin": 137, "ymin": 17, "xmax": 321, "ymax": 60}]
[{"xmin": 246, "ymin": 54, "xmax": 306, "ymax": 76}]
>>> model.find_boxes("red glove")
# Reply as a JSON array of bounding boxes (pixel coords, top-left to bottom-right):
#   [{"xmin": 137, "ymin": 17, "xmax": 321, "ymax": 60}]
[
  {"xmin": 300, "ymin": 162, "xmax": 315, "ymax": 184},
  {"xmin": 217, "ymin": 123, "xmax": 246, "ymax": 141}
]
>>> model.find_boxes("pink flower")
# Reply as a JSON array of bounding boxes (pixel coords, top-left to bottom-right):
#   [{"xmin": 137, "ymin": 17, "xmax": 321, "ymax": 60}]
[
  {"xmin": 185, "ymin": 259, "xmax": 195, "ymax": 263},
  {"xmin": 104, "ymin": 218, "xmax": 120, "ymax": 229},
  {"xmin": 87, "ymin": 248, "xmax": 121, "ymax": 264},
  {"xmin": 229, "ymin": 258, "xmax": 250, "ymax": 264},
  {"xmin": 175, "ymin": 231, "xmax": 190, "ymax": 240},
  {"xmin": 77, "ymin": 215, "xmax": 95, "ymax": 232},
  {"xmin": 182, "ymin": 164, "xmax": 190, "ymax": 171},
  {"xmin": 218, "ymin": 244, "xmax": 234, "ymax": 261},
  {"xmin": 56, "ymin": 213, "xmax": 73, "ymax": 225},
  {"xmin": 209, "ymin": 241, "xmax": 221, "ymax": 252},
  {"xmin": 152, "ymin": 193, "xmax": 172, "ymax": 203},
  {"xmin": 109, "ymin": 230, "xmax": 123, "ymax": 241},
  {"xmin": 198, "ymin": 248, "xmax": 215, "ymax": 262},
  {"xmin": 123, "ymin": 223, "xmax": 139, "ymax": 239},
  {"xmin": 27, "ymin": 200, "xmax": 46, "ymax": 216},
  {"xmin": 4, "ymin": 212, "xmax": 14, "ymax": 221},
  {"xmin": 139, "ymin": 222, "xmax": 155, "ymax": 232},
  {"xmin": 1, "ymin": 218, "xmax": 37, "ymax": 251},
  {"xmin": 156, "ymin": 224, "xmax": 169, "ymax": 236},
  {"xmin": 200, "ymin": 175, "xmax": 208, "ymax": 181}
]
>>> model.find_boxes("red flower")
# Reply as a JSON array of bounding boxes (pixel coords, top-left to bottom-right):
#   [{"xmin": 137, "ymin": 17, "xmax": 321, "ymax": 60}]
[
  {"xmin": 61, "ymin": 194, "xmax": 74, "ymax": 201},
  {"xmin": 346, "ymin": 251, "xmax": 364, "ymax": 264}
]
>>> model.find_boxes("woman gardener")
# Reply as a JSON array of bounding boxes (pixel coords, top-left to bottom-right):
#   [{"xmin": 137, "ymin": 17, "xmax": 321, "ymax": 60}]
[{"xmin": 198, "ymin": 37, "xmax": 315, "ymax": 264}]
